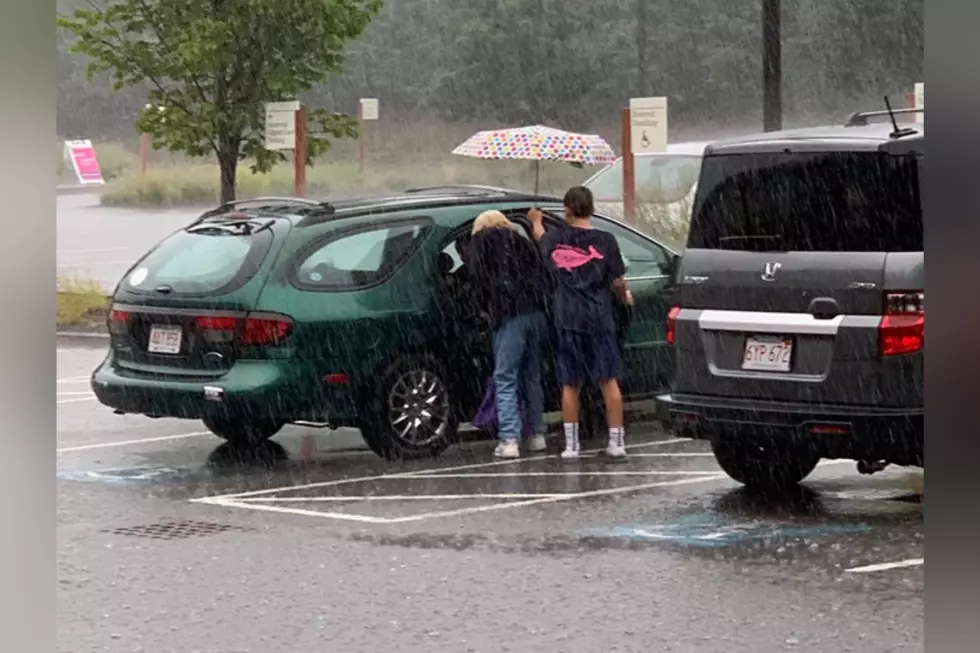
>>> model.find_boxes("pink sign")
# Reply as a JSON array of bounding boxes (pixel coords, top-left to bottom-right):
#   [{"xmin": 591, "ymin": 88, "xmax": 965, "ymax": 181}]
[{"xmin": 64, "ymin": 140, "xmax": 105, "ymax": 185}]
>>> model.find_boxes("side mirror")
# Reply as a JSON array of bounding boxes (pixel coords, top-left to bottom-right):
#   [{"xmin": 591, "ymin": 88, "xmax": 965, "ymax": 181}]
[{"xmin": 663, "ymin": 254, "xmax": 681, "ymax": 281}]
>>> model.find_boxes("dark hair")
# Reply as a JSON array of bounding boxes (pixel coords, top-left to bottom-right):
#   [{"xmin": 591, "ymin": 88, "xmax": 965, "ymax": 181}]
[{"xmin": 563, "ymin": 186, "xmax": 594, "ymax": 219}]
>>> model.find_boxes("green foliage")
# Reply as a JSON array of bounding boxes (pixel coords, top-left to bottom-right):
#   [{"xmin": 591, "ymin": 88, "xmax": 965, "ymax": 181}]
[
  {"xmin": 57, "ymin": 0, "xmax": 924, "ymax": 155},
  {"xmin": 58, "ymin": 0, "xmax": 381, "ymax": 198}
]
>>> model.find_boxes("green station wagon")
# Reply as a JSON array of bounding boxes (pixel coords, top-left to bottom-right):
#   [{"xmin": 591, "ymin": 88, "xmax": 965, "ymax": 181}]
[{"xmin": 91, "ymin": 186, "xmax": 680, "ymax": 459}]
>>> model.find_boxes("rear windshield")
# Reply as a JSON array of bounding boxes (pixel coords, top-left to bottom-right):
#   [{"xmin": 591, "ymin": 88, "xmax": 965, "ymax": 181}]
[
  {"xmin": 587, "ymin": 154, "xmax": 702, "ymax": 203},
  {"xmin": 123, "ymin": 227, "xmax": 274, "ymax": 295},
  {"xmin": 688, "ymin": 151, "xmax": 923, "ymax": 252}
]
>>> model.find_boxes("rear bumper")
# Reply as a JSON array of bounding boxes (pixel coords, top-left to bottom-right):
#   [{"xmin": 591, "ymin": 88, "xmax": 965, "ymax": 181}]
[
  {"xmin": 90, "ymin": 354, "xmax": 357, "ymax": 424},
  {"xmin": 657, "ymin": 392, "xmax": 923, "ymax": 465}
]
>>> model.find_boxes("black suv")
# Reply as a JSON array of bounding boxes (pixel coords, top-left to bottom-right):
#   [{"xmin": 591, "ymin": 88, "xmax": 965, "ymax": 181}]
[{"xmin": 658, "ymin": 109, "xmax": 924, "ymax": 490}]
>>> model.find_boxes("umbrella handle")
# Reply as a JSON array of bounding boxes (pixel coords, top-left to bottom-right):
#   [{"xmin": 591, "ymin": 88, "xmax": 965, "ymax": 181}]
[{"xmin": 534, "ymin": 160, "xmax": 540, "ymax": 198}]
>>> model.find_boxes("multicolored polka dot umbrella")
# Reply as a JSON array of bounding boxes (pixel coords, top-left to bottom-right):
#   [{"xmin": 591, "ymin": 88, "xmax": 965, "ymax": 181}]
[{"xmin": 452, "ymin": 124, "xmax": 617, "ymax": 193}]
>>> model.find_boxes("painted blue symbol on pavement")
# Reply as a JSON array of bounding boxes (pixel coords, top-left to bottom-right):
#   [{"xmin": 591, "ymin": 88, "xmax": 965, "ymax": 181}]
[
  {"xmin": 58, "ymin": 466, "xmax": 188, "ymax": 484},
  {"xmin": 592, "ymin": 513, "xmax": 872, "ymax": 547}
]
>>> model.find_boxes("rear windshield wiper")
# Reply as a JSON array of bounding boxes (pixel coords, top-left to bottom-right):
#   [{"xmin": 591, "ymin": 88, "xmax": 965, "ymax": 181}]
[{"xmin": 186, "ymin": 219, "xmax": 274, "ymax": 236}]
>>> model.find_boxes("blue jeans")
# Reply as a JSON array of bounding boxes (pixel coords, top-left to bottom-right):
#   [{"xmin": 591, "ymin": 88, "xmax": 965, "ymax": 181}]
[{"xmin": 493, "ymin": 311, "xmax": 547, "ymax": 442}]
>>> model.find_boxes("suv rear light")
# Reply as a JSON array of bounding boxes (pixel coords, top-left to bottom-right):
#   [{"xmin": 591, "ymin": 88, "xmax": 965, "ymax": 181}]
[
  {"xmin": 879, "ymin": 291, "xmax": 924, "ymax": 357},
  {"xmin": 666, "ymin": 306, "xmax": 680, "ymax": 345}
]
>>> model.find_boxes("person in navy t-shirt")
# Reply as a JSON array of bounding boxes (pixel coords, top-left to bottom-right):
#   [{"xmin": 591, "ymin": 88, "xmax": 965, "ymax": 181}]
[{"xmin": 529, "ymin": 186, "xmax": 633, "ymax": 460}]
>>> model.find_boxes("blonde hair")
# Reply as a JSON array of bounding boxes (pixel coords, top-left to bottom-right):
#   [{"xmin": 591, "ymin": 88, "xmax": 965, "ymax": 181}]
[{"xmin": 471, "ymin": 210, "xmax": 519, "ymax": 235}]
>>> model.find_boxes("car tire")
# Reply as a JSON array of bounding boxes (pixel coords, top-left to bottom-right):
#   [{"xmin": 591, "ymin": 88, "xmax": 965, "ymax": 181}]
[
  {"xmin": 360, "ymin": 354, "xmax": 459, "ymax": 461},
  {"xmin": 710, "ymin": 439, "xmax": 820, "ymax": 491},
  {"xmin": 202, "ymin": 415, "xmax": 285, "ymax": 446}
]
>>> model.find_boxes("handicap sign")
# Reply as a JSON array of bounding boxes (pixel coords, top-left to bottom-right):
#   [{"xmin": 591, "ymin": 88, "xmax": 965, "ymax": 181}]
[
  {"xmin": 592, "ymin": 513, "xmax": 872, "ymax": 548},
  {"xmin": 58, "ymin": 465, "xmax": 188, "ymax": 484}
]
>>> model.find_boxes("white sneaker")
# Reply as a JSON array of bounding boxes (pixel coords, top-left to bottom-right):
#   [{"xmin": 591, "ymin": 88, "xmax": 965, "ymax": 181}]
[
  {"xmin": 560, "ymin": 440, "xmax": 581, "ymax": 461},
  {"xmin": 605, "ymin": 444, "xmax": 628, "ymax": 459},
  {"xmin": 527, "ymin": 434, "xmax": 547, "ymax": 453},
  {"xmin": 494, "ymin": 441, "xmax": 520, "ymax": 458}
]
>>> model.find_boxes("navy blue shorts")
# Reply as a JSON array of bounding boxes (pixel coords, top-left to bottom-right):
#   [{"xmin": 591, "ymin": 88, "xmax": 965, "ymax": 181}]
[{"xmin": 555, "ymin": 329, "xmax": 623, "ymax": 386}]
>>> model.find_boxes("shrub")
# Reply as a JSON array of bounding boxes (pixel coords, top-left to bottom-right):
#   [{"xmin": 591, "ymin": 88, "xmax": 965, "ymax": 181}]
[
  {"xmin": 101, "ymin": 159, "xmax": 591, "ymax": 208},
  {"xmin": 56, "ymin": 277, "xmax": 108, "ymax": 328}
]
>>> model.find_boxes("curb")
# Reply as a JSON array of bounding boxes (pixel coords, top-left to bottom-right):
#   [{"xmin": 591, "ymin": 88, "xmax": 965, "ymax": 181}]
[
  {"xmin": 57, "ymin": 331, "xmax": 109, "ymax": 339},
  {"xmin": 57, "ymin": 184, "xmax": 105, "ymax": 196}
]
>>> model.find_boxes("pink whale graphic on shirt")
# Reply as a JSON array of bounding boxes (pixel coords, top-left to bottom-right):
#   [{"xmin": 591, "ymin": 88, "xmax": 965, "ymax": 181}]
[{"xmin": 552, "ymin": 244, "xmax": 605, "ymax": 270}]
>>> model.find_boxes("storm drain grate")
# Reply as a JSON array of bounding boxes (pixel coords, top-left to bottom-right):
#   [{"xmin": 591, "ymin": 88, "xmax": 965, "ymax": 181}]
[{"xmin": 102, "ymin": 519, "xmax": 252, "ymax": 540}]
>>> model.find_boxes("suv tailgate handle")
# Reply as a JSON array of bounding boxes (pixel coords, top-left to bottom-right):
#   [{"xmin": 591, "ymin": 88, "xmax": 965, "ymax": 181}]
[{"xmin": 808, "ymin": 297, "xmax": 840, "ymax": 320}]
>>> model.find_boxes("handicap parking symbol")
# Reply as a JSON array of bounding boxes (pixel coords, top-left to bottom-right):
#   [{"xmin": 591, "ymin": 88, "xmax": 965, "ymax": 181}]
[
  {"xmin": 593, "ymin": 513, "xmax": 872, "ymax": 548},
  {"xmin": 58, "ymin": 465, "xmax": 188, "ymax": 484}
]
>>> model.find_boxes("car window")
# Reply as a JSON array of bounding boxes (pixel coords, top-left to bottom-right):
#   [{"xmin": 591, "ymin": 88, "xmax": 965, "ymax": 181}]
[
  {"xmin": 123, "ymin": 228, "xmax": 274, "ymax": 295},
  {"xmin": 688, "ymin": 151, "xmax": 923, "ymax": 252},
  {"xmin": 592, "ymin": 217, "xmax": 671, "ymax": 277},
  {"xmin": 442, "ymin": 217, "xmax": 533, "ymax": 272},
  {"xmin": 586, "ymin": 154, "xmax": 703, "ymax": 203},
  {"xmin": 295, "ymin": 221, "xmax": 429, "ymax": 289}
]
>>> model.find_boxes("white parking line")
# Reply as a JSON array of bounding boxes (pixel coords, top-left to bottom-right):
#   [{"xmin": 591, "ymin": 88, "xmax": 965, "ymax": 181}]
[
  {"xmin": 406, "ymin": 471, "xmax": 722, "ymax": 478},
  {"xmin": 57, "ymin": 259, "xmax": 134, "ymax": 268},
  {"xmin": 236, "ymin": 494, "xmax": 568, "ymax": 502},
  {"xmin": 57, "ymin": 431, "xmax": 211, "ymax": 453},
  {"xmin": 57, "ymin": 247, "xmax": 129, "ymax": 254},
  {"xmin": 58, "ymin": 397, "xmax": 97, "ymax": 405},
  {"xmin": 194, "ymin": 437, "xmax": 694, "ymax": 501},
  {"xmin": 57, "ymin": 391, "xmax": 94, "ymax": 397},
  {"xmin": 628, "ymin": 452, "xmax": 714, "ymax": 458},
  {"xmin": 203, "ymin": 475, "xmax": 730, "ymax": 524},
  {"xmin": 57, "ymin": 376, "xmax": 91, "ymax": 384},
  {"xmin": 200, "ymin": 498, "xmax": 401, "ymax": 524},
  {"xmin": 845, "ymin": 558, "xmax": 924, "ymax": 574}
]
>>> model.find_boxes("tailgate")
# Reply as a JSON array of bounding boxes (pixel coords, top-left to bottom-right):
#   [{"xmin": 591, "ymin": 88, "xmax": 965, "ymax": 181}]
[
  {"xmin": 672, "ymin": 148, "xmax": 923, "ymax": 407},
  {"xmin": 108, "ymin": 217, "xmax": 290, "ymax": 378},
  {"xmin": 673, "ymin": 249, "xmax": 886, "ymax": 406}
]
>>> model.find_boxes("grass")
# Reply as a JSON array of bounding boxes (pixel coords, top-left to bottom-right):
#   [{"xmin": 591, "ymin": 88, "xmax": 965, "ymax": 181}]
[
  {"xmin": 56, "ymin": 277, "xmax": 109, "ymax": 330},
  {"xmin": 100, "ymin": 158, "xmax": 591, "ymax": 208},
  {"xmin": 69, "ymin": 118, "xmax": 621, "ymax": 207}
]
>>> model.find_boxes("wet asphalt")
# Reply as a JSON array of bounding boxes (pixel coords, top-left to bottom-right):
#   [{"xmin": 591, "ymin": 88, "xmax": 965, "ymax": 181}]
[
  {"xmin": 58, "ymin": 341, "xmax": 923, "ymax": 652},
  {"xmin": 57, "ymin": 193, "xmax": 200, "ymax": 291}
]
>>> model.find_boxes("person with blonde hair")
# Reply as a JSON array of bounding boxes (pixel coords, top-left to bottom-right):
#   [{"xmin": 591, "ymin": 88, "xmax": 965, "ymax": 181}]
[
  {"xmin": 471, "ymin": 210, "xmax": 521, "ymax": 235},
  {"xmin": 466, "ymin": 210, "xmax": 550, "ymax": 458}
]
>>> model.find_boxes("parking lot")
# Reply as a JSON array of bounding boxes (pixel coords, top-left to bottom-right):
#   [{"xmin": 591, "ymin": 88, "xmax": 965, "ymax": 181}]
[
  {"xmin": 58, "ymin": 340, "xmax": 924, "ymax": 651},
  {"xmin": 60, "ymin": 340, "xmax": 923, "ymax": 559}
]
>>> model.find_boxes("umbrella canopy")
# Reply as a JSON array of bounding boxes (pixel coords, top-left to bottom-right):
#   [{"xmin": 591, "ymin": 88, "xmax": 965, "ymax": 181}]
[
  {"xmin": 452, "ymin": 125, "xmax": 617, "ymax": 194},
  {"xmin": 452, "ymin": 124, "xmax": 617, "ymax": 166}
]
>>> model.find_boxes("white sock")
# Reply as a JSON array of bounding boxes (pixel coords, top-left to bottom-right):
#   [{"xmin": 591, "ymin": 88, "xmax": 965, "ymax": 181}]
[
  {"xmin": 563, "ymin": 423, "xmax": 580, "ymax": 452},
  {"xmin": 608, "ymin": 427, "xmax": 625, "ymax": 449}
]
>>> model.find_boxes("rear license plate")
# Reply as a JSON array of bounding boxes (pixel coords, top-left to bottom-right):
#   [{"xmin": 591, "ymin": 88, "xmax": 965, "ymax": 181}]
[
  {"xmin": 742, "ymin": 335, "xmax": 793, "ymax": 372},
  {"xmin": 147, "ymin": 325, "xmax": 183, "ymax": 354}
]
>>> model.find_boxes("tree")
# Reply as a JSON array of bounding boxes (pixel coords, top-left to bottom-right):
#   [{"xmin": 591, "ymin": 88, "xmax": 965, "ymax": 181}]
[{"xmin": 58, "ymin": 0, "xmax": 382, "ymax": 202}]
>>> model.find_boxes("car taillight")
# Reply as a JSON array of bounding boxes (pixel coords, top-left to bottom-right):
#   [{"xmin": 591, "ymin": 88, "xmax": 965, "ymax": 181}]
[
  {"xmin": 108, "ymin": 309, "xmax": 130, "ymax": 335},
  {"xmin": 241, "ymin": 314, "xmax": 294, "ymax": 346},
  {"xmin": 666, "ymin": 306, "xmax": 680, "ymax": 345},
  {"xmin": 193, "ymin": 313, "xmax": 294, "ymax": 346},
  {"xmin": 195, "ymin": 315, "xmax": 241, "ymax": 343},
  {"xmin": 879, "ymin": 291, "xmax": 924, "ymax": 357}
]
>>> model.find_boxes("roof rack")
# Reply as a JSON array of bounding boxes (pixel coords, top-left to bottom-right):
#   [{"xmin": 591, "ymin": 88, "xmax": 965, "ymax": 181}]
[
  {"xmin": 844, "ymin": 107, "xmax": 923, "ymax": 127},
  {"xmin": 404, "ymin": 184, "xmax": 529, "ymax": 195},
  {"xmin": 192, "ymin": 196, "xmax": 335, "ymax": 227}
]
